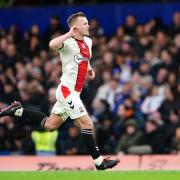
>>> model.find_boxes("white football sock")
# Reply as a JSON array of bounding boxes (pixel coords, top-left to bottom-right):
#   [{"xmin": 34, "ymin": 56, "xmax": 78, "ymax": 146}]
[
  {"xmin": 95, "ymin": 156, "xmax": 103, "ymax": 166},
  {"xmin": 15, "ymin": 108, "xmax": 23, "ymax": 117}
]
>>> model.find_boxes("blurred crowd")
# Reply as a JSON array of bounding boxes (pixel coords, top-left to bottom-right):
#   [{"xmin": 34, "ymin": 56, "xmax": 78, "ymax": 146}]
[{"xmin": 0, "ymin": 12, "xmax": 180, "ymax": 156}]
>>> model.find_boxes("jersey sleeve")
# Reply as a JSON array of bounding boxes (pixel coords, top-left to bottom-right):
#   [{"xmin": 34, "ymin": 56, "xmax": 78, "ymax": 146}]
[{"xmin": 57, "ymin": 38, "xmax": 70, "ymax": 53}]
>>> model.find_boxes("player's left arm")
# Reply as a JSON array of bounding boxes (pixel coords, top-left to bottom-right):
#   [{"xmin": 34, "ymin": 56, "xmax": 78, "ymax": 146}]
[
  {"xmin": 87, "ymin": 62, "xmax": 95, "ymax": 80},
  {"xmin": 86, "ymin": 37, "xmax": 95, "ymax": 80}
]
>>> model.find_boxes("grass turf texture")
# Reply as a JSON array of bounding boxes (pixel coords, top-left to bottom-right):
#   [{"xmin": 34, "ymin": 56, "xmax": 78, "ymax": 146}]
[{"xmin": 0, "ymin": 171, "xmax": 180, "ymax": 180}]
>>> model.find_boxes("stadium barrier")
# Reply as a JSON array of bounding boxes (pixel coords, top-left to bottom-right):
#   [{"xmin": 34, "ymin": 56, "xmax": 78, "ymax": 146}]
[{"xmin": 0, "ymin": 155, "xmax": 180, "ymax": 171}]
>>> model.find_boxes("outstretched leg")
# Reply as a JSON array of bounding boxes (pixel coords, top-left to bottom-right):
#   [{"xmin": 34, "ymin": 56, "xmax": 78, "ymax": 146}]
[{"xmin": 0, "ymin": 101, "xmax": 64, "ymax": 131}]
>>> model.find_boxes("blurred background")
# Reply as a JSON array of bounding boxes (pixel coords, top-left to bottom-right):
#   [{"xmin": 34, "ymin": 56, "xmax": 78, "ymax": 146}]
[{"xmin": 0, "ymin": 0, "xmax": 180, "ymax": 158}]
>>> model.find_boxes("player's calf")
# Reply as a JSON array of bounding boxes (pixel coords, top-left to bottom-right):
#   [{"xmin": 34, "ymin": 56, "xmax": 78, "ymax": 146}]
[{"xmin": 0, "ymin": 101, "xmax": 47, "ymax": 129}]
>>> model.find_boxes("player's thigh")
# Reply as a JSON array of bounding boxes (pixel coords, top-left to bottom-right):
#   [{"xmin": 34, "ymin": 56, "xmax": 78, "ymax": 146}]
[
  {"xmin": 76, "ymin": 114, "xmax": 94, "ymax": 129},
  {"xmin": 44, "ymin": 113, "xmax": 64, "ymax": 131}
]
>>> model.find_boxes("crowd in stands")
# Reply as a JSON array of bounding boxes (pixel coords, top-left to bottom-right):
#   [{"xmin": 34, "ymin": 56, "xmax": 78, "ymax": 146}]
[{"xmin": 0, "ymin": 12, "xmax": 179, "ymax": 155}]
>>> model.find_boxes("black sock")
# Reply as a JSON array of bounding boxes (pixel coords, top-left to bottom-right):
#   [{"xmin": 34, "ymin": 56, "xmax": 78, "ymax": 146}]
[
  {"xmin": 81, "ymin": 129, "xmax": 101, "ymax": 159},
  {"xmin": 22, "ymin": 109, "xmax": 47, "ymax": 128}
]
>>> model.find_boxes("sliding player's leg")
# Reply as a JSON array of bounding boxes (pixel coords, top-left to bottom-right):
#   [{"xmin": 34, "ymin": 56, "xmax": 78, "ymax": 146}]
[{"xmin": 0, "ymin": 101, "xmax": 65, "ymax": 131}]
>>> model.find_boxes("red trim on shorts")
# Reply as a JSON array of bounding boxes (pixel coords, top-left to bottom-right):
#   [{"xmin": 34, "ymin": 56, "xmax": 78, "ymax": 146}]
[
  {"xmin": 75, "ymin": 39, "xmax": 90, "ymax": 92},
  {"xmin": 61, "ymin": 85, "xmax": 71, "ymax": 99}
]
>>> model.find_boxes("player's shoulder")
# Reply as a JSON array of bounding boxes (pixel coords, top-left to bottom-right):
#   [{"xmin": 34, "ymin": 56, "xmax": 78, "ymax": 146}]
[
  {"xmin": 84, "ymin": 36, "xmax": 92, "ymax": 47},
  {"xmin": 64, "ymin": 37, "xmax": 74, "ymax": 45}
]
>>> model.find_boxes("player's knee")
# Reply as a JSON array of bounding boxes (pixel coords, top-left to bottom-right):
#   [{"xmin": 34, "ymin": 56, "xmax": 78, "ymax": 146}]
[
  {"xmin": 44, "ymin": 119, "xmax": 57, "ymax": 131},
  {"xmin": 80, "ymin": 119, "xmax": 94, "ymax": 129}
]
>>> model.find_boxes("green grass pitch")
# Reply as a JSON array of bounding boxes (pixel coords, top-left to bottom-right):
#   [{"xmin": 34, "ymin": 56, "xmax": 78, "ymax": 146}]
[{"xmin": 0, "ymin": 171, "xmax": 180, "ymax": 180}]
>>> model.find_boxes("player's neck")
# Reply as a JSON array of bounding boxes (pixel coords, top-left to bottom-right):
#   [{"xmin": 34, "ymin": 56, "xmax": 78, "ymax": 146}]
[{"xmin": 74, "ymin": 34, "xmax": 84, "ymax": 41}]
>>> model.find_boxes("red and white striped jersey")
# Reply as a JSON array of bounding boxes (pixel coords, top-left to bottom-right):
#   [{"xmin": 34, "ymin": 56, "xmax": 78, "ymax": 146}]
[{"xmin": 58, "ymin": 37, "xmax": 92, "ymax": 92}]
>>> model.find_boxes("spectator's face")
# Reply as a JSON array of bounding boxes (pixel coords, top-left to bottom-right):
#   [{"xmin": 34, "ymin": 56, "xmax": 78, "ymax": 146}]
[
  {"xmin": 89, "ymin": 19, "xmax": 99, "ymax": 29},
  {"xmin": 0, "ymin": 38, "xmax": 8, "ymax": 51},
  {"xmin": 175, "ymin": 128, "xmax": 180, "ymax": 139},
  {"xmin": 19, "ymin": 91, "xmax": 30, "ymax": 101},
  {"xmin": 121, "ymin": 42, "xmax": 131, "ymax": 53},
  {"xmin": 150, "ymin": 86, "xmax": 159, "ymax": 96},
  {"xmin": 156, "ymin": 32, "xmax": 168, "ymax": 46},
  {"xmin": 103, "ymin": 51, "xmax": 114, "ymax": 65},
  {"xmin": 136, "ymin": 25, "xmax": 144, "ymax": 36},
  {"xmin": 30, "ymin": 36, "xmax": 39, "ymax": 48},
  {"xmin": 140, "ymin": 77, "xmax": 153, "ymax": 91},
  {"xmin": 126, "ymin": 125, "xmax": 136, "ymax": 135},
  {"xmin": 17, "ymin": 80, "xmax": 27, "ymax": 91},
  {"xmin": 115, "ymin": 54, "xmax": 124, "ymax": 65},
  {"xmin": 92, "ymin": 99, "xmax": 106, "ymax": 113},
  {"xmin": 7, "ymin": 44, "xmax": 16, "ymax": 57},
  {"xmin": 160, "ymin": 50, "xmax": 171, "ymax": 64},
  {"xmin": 31, "ymin": 25, "xmax": 40, "ymax": 35},
  {"xmin": 44, "ymin": 61, "xmax": 53, "ymax": 75},
  {"xmin": 117, "ymin": 105, "xmax": 126, "ymax": 118},
  {"xmin": 126, "ymin": 15, "xmax": 136, "ymax": 27},
  {"xmin": 40, "ymin": 50, "xmax": 48, "ymax": 61},
  {"xmin": 109, "ymin": 79, "xmax": 118, "ymax": 90},
  {"xmin": 169, "ymin": 112, "xmax": 178, "ymax": 124},
  {"xmin": 174, "ymin": 34, "xmax": 180, "ymax": 48},
  {"xmin": 116, "ymin": 27, "xmax": 125, "ymax": 38},
  {"xmin": 156, "ymin": 68, "xmax": 168, "ymax": 84},
  {"xmin": 124, "ymin": 98, "xmax": 133, "ymax": 108},
  {"xmin": 173, "ymin": 12, "xmax": 180, "ymax": 26},
  {"xmin": 144, "ymin": 51, "xmax": 154, "ymax": 63},
  {"xmin": 168, "ymin": 73, "xmax": 176, "ymax": 86},
  {"xmin": 164, "ymin": 87, "xmax": 174, "ymax": 101},
  {"xmin": 68, "ymin": 126, "xmax": 79, "ymax": 138},
  {"xmin": 50, "ymin": 18, "xmax": 59, "ymax": 27},
  {"xmin": 4, "ymin": 84, "xmax": 13, "ymax": 94},
  {"xmin": 103, "ymin": 119, "xmax": 112, "ymax": 129},
  {"xmin": 32, "ymin": 57, "xmax": 42, "ymax": 67},
  {"xmin": 122, "ymin": 83, "xmax": 131, "ymax": 94},
  {"xmin": 102, "ymin": 71, "xmax": 111, "ymax": 83},
  {"xmin": 139, "ymin": 63, "xmax": 150, "ymax": 74},
  {"xmin": 145, "ymin": 121, "xmax": 157, "ymax": 133},
  {"xmin": 139, "ymin": 36, "xmax": 149, "ymax": 47}
]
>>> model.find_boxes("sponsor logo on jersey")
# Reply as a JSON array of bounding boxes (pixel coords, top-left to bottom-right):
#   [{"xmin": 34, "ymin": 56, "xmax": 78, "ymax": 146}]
[
  {"xmin": 82, "ymin": 43, "xmax": 86, "ymax": 49},
  {"xmin": 74, "ymin": 53, "xmax": 90, "ymax": 64}
]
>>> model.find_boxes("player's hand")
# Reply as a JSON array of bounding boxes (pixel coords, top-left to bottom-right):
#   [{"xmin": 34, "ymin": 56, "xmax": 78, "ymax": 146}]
[
  {"xmin": 87, "ymin": 69, "xmax": 95, "ymax": 80},
  {"xmin": 69, "ymin": 26, "xmax": 79, "ymax": 37}
]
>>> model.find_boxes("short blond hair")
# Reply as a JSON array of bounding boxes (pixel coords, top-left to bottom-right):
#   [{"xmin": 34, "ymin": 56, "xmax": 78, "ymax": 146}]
[{"xmin": 67, "ymin": 12, "xmax": 86, "ymax": 27}]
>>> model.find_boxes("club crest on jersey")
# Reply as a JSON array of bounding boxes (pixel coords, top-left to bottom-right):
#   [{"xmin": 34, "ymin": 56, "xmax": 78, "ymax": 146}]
[{"xmin": 74, "ymin": 53, "xmax": 89, "ymax": 64}]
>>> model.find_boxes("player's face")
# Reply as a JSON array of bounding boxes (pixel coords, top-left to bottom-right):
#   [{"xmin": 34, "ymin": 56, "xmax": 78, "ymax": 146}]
[{"xmin": 76, "ymin": 17, "xmax": 90, "ymax": 36}]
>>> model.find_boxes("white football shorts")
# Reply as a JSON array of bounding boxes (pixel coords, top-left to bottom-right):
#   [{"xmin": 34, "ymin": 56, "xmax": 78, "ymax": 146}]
[{"xmin": 51, "ymin": 84, "xmax": 87, "ymax": 121}]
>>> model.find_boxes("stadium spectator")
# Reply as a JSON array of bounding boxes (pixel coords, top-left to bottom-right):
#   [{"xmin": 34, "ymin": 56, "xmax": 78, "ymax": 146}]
[
  {"xmin": 31, "ymin": 129, "xmax": 58, "ymax": 155},
  {"xmin": 59, "ymin": 124, "xmax": 87, "ymax": 155},
  {"xmin": 115, "ymin": 119, "xmax": 143, "ymax": 154}
]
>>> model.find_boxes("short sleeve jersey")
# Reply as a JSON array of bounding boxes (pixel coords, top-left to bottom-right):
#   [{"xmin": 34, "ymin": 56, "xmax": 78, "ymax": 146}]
[{"xmin": 58, "ymin": 36, "xmax": 92, "ymax": 92}]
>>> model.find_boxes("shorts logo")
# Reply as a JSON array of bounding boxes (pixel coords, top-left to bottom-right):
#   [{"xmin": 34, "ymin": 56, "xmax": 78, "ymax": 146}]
[
  {"xmin": 68, "ymin": 100, "xmax": 74, "ymax": 109},
  {"xmin": 79, "ymin": 106, "xmax": 84, "ymax": 113},
  {"xmin": 74, "ymin": 53, "xmax": 90, "ymax": 64}
]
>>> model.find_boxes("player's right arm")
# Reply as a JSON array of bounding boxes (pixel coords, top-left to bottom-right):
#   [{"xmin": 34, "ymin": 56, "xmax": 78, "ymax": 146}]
[{"xmin": 49, "ymin": 26, "xmax": 77, "ymax": 50}]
